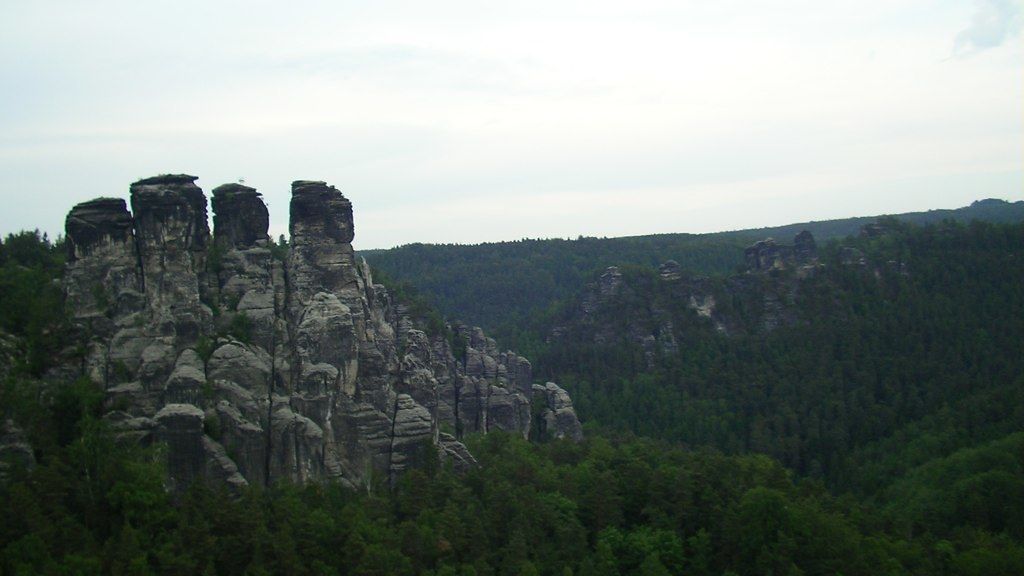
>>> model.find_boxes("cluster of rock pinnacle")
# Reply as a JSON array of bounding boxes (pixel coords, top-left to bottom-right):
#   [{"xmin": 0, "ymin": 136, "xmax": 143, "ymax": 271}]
[{"xmin": 63, "ymin": 175, "xmax": 581, "ymax": 491}]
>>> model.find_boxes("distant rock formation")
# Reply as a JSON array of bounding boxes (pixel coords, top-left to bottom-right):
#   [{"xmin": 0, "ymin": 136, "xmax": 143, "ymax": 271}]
[
  {"xmin": 658, "ymin": 260, "xmax": 682, "ymax": 281},
  {"xmin": 63, "ymin": 175, "xmax": 581, "ymax": 491},
  {"xmin": 552, "ymin": 234, "xmax": 825, "ymax": 364},
  {"xmin": 744, "ymin": 231, "xmax": 818, "ymax": 272}
]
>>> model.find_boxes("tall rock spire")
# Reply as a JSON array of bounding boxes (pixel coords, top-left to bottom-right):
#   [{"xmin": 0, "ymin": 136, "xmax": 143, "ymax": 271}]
[
  {"xmin": 64, "ymin": 197, "xmax": 143, "ymax": 327},
  {"xmin": 286, "ymin": 180, "xmax": 359, "ymax": 314},
  {"xmin": 211, "ymin": 183, "xmax": 270, "ymax": 250},
  {"xmin": 129, "ymin": 174, "xmax": 212, "ymax": 342}
]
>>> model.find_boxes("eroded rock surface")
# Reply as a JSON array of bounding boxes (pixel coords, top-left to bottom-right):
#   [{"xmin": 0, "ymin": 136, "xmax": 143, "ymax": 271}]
[{"xmin": 63, "ymin": 175, "xmax": 581, "ymax": 491}]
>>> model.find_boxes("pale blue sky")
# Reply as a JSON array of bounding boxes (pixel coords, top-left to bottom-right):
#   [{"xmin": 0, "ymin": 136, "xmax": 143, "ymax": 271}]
[{"xmin": 1, "ymin": 0, "xmax": 1021, "ymax": 249}]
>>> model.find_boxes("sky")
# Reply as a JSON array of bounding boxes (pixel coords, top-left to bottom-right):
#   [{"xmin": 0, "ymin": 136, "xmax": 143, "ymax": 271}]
[{"xmin": 1, "ymin": 0, "xmax": 1021, "ymax": 250}]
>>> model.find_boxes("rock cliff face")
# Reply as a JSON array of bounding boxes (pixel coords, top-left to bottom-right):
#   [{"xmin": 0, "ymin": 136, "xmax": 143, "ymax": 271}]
[{"xmin": 64, "ymin": 176, "xmax": 581, "ymax": 490}]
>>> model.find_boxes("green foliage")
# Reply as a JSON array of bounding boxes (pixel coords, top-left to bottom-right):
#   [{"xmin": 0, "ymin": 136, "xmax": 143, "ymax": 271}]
[
  {"xmin": 373, "ymin": 268, "xmax": 450, "ymax": 337},
  {"xmin": 270, "ymin": 234, "xmax": 289, "ymax": 262},
  {"xmin": 51, "ymin": 376, "xmax": 105, "ymax": 447},
  {"xmin": 194, "ymin": 336, "xmax": 216, "ymax": 364},
  {"xmin": 881, "ymin": 433, "xmax": 1024, "ymax": 540},
  {"xmin": 0, "ymin": 229, "xmax": 65, "ymax": 274},
  {"xmin": 450, "ymin": 330, "xmax": 469, "ymax": 364},
  {"xmin": 207, "ymin": 241, "xmax": 226, "ymax": 275},
  {"xmin": 0, "ymin": 230, "xmax": 70, "ymax": 376},
  {"xmin": 527, "ymin": 221, "xmax": 1024, "ymax": 497},
  {"xmin": 91, "ymin": 283, "xmax": 111, "ymax": 314},
  {"xmin": 2, "ymin": 376, "xmax": 1019, "ymax": 576},
  {"xmin": 223, "ymin": 292, "xmax": 242, "ymax": 312},
  {"xmin": 363, "ymin": 235, "xmax": 747, "ymax": 349},
  {"xmin": 226, "ymin": 312, "xmax": 253, "ymax": 344},
  {"xmin": 203, "ymin": 414, "xmax": 222, "ymax": 442},
  {"xmin": 110, "ymin": 360, "xmax": 133, "ymax": 383}
]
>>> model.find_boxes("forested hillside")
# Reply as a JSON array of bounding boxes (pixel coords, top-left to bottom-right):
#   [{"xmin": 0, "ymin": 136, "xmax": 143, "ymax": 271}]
[
  {"xmin": 4, "ymin": 216, "xmax": 1024, "ymax": 575},
  {"xmin": 5, "ymin": 368, "xmax": 1024, "ymax": 575},
  {"xmin": 0, "ymin": 230, "xmax": 67, "ymax": 377},
  {"xmin": 531, "ymin": 220, "xmax": 1024, "ymax": 492},
  {"xmin": 362, "ymin": 199, "xmax": 1024, "ymax": 344}
]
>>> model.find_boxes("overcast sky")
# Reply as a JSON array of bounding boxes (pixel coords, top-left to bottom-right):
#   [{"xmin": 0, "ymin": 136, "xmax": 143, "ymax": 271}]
[{"xmin": 1, "ymin": 0, "xmax": 1021, "ymax": 249}]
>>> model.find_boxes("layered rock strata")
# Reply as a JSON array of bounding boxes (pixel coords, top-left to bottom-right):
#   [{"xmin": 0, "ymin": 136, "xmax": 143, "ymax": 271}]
[{"xmin": 64, "ymin": 176, "xmax": 581, "ymax": 490}]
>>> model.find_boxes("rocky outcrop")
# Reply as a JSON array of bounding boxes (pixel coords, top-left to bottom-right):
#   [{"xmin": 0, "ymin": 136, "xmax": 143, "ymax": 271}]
[
  {"xmin": 551, "ymin": 246, "xmax": 817, "ymax": 360},
  {"xmin": 287, "ymin": 181, "xmax": 359, "ymax": 315},
  {"xmin": 532, "ymin": 382, "xmax": 584, "ymax": 441},
  {"xmin": 658, "ymin": 260, "xmax": 682, "ymax": 281},
  {"xmin": 63, "ymin": 175, "xmax": 581, "ymax": 491},
  {"xmin": 64, "ymin": 198, "xmax": 144, "ymax": 330},
  {"xmin": 744, "ymin": 231, "xmax": 818, "ymax": 272},
  {"xmin": 155, "ymin": 403, "xmax": 207, "ymax": 490},
  {"xmin": 131, "ymin": 174, "xmax": 213, "ymax": 346},
  {"xmin": 793, "ymin": 230, "xmax": 816, "ymax": 262},
  {"xmin": 211, "ymin": 184, "xmax": 270, "ymax": 250}
]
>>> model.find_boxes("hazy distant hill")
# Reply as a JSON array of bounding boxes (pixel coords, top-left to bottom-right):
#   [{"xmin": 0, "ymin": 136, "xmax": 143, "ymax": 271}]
[
  {"xmin": 361, "ymin": 198, "xmax": 1024, "ymax": 344},
  {"xmin": 715, "ymin": 198, "xmax": 1024, "ymax": 242}
]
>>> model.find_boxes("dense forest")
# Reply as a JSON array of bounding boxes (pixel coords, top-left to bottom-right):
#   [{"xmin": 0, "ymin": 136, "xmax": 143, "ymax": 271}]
[
  {"xmin": 3, "ymin": 210, "xmax": 1024, "ymax": 574},
  {"xmin": 533, "ymin": 220, "xmax": 1024, "ymax": 490},
  {"xmin": 361, "ymin": 198, "xmax": 1024, "ymax": 345},
  {"xmin": 4, "ymin": 370, "xmax": 1024, "ymax": 575}
]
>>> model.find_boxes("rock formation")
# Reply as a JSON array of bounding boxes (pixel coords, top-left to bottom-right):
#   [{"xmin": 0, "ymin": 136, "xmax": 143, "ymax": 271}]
[
  {"xmin": 744, "ymin": 231, "xmax": 818, "ymax": 272},
  {"xmin": 551, "ymin": 236, "xmax": 824, "ymax": 361},
  {"xmin": 211, "ymin": 184, "xmax": 270, "ymax": 250},
  {"xmin": 63, "ymin": 175, "xmax": 581, "ymax": 491}
]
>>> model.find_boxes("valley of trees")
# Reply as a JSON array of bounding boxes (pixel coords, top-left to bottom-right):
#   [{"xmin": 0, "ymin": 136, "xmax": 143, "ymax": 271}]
[
  {"xmin": 535, "ymin": 220, "xmax": 1024, "ymax": 489},
  {"xmin": 4, "ymin": 371, "xmax": 1024, "ymax": 575},
  {"xmin": 3, "ymin": 205, "xmax": 1024, "ymax": 574}
]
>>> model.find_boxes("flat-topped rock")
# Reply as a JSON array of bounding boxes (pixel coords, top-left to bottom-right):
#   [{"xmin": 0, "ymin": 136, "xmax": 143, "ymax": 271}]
[
  {"xmin": 155, "ymin": 402, "xmax": 205, "ymax": 423},
  {"xmin": 129, "ymin": 174, "xmax": 210, "ymax": 319},
  {"xmin": 132, "ymin": 174, "xmax": 200, "ymax": 186},
  {"xmin": 212, "ymin": 183, "xmax": 269, "ymax": 249},
  {"xmin": 65, "ymin": 198, "xmax": 135, "ymax": 260},
  {"xmin": 130, "ymin": 175, "xmax": 208, "ymax": 247},
  {"xmin": 290, "ymin": 180, "xmax": 354, "ymax": 244},
  {"xmin": 287, "ymin": 180, "xmax": 361, "ymax": 321},
  {"xmin": 64, "ymin": 197, "xmax": 144, "ymax": 320}
]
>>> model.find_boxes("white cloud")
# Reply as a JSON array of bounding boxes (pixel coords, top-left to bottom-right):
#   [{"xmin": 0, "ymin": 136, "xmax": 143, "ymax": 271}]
[{"xmin": 953, "ymin": 0, "xmax": 1022, "ymax": 55}]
